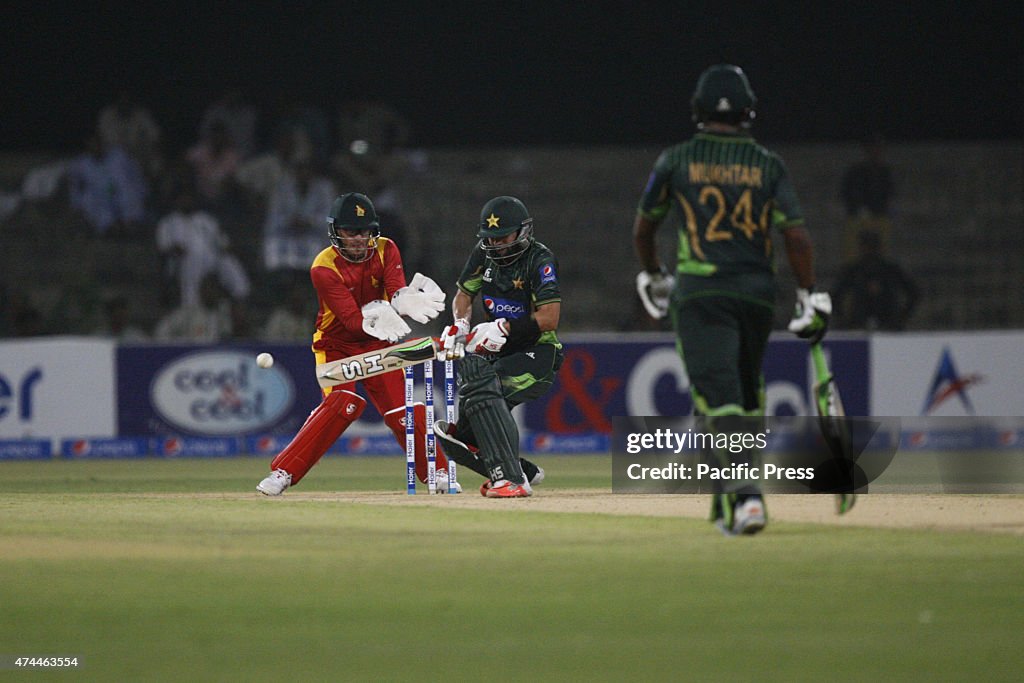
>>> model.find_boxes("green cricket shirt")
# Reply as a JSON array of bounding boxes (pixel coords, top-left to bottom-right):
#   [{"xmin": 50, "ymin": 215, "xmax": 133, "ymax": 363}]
[
  {"xmin": 638, "ymin": 130, "xmax": 804, "ymax": 305},
  {"xmin": 456, "ymin": 240, "xmax": 562, "ymax": 354}
]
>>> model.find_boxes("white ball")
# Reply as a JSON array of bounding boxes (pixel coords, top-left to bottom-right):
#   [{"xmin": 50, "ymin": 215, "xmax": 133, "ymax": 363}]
[{"xmin": 256, "ymin": 352, "xmax": 275, "ymax": 369}]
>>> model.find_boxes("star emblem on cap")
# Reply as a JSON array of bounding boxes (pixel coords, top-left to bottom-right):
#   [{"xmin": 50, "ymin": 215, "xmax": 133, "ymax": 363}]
[
  {"xmin": 355, "ymin": 205, "xmax": 366, "ymax": 217},
  {"xmin": 486, "ymin": 213, "xmax": 500, "ymax": 228}
]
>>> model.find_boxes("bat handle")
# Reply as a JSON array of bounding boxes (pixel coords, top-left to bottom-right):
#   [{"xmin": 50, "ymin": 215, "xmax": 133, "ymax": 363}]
[{"xmin": 810, "ymin": 342, "xmax": 832, "ymax": 383}]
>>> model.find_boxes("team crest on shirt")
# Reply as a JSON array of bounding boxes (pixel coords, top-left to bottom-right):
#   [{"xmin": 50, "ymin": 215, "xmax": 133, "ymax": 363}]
[
  {"xmin": 371, "ymin": 276, "xmax": 379, "ymax": 288},
  {"xmin": 539, "ymin": 263, "xmax": 557, "ymax": 284}
]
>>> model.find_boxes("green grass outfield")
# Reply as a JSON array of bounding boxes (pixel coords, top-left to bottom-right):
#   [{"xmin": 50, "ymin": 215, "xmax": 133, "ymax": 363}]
[{"xmin": 1, "ymin": 456, "xmax": 1022, "ymax": 681}]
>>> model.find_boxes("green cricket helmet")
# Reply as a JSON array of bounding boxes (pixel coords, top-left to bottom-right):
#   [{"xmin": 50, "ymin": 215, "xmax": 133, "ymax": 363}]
[
  {"xmin": 691, "ymin": 64, "xmax": 757, "ymax": 128},
  {"xmin": 477, "ymin": 196, "xmax": 534, "ymax": 266},
  {"xmin": 327, "ymin": 192, "xmax": 380, "ymax": 262}
]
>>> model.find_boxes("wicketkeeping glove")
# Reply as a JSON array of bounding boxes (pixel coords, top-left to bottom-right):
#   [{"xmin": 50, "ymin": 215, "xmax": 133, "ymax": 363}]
[
  {"xmin": 635, "ymin": 268, "xmax": 675, "ymax": 319},
  {"xmin": 362, "ymin": 300, "xmax": 412, "ymax": 342},
  {"xmin": 437, "ymin": 317, "xmax": 470, "ymax": 361},
  {"xmin": 788, "ymin": 288, "xmax": 832, "ymax": 344},
  {"xmin": 465, "ymin": 319, "xmax": 509, "ymax": 354},
  {"xmin": 390, "ymin": 272, "xmax": 446, "ymax": 324}
]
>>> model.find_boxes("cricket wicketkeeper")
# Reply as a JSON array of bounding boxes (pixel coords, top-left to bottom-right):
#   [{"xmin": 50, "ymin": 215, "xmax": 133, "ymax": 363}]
[{"xmin": 257, "ymin": 192, "xmax": 456, "ymax": 495}]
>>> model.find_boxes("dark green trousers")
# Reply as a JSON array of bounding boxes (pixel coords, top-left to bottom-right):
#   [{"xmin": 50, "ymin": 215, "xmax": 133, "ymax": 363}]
[
  {"xmin": 492, "ymin": 343, "xmax": 564, "ymax": 407},
  {"xmin": 672, "ymin": 293, "xmax": 773, "ymax": 416}
]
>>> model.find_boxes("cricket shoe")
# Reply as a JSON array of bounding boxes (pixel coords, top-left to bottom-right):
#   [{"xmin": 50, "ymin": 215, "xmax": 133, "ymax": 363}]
[
  {"xmin": 835, "ymin": 493, "xmax": 857, "ymax": 515},
  {"xmin": 480, "ymin": 467, "xmax": 544, "ymax": 496},
  {"xmin": 484, "ymin": 479, "xmax": 532, "ymax": 498},
  {"xmin": 257, "ymin": 469, "xmax": 292, "ymax": 496},
  {"xmin": 712, "ymin": 494, "xmax": 766, "ymax": 536},
  {"xmin": 732, "ymin": 496, "xmax": 766, "ymax": 535},
  {"xmin": 434, "ymin": 468, "xmax": 462, "ymax": 494}
]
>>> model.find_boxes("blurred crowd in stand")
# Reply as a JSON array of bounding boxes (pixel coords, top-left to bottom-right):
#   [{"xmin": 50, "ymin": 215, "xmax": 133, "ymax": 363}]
[
  {"xmin": 0, "ymin": 92, "xmax": 938, "ymax": 341},
  {"xmin": 0, "ymin": 89, "xmax": 422, "ymax": 342}
]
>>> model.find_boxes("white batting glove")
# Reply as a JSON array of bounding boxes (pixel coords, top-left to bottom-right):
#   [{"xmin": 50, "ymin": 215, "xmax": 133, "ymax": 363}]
[
  {"xmin": 362, "ymin": 300, "xmax": 412, "ymax": 342},
  {"xmin": 788, "ymin": 288, "xmax": 832, "ymax": 344},
  {"xmin": 636, "ymin": 268, "xmax": 675, "ymax": 319},
  {"xmin": 465, "ymin": 319, "xmax": 509, "ymax": 354},
  {"xmin": 391, "ymin": 272, "xmax": 446, "ymax": 324},
  {"xmin": 437, "ymin": 318, "xmax": 470, "ymax": 361}
]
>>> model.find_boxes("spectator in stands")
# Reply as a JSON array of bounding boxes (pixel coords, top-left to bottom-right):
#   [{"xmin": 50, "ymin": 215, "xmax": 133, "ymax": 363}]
[
  {"xmin": 97, "ymin": 91, "xmax": 163, "ymax": 178},
  {"xmin": 93, "ymin": 296, "xmax": 149, "ymax": 341},
  {"xmin": 261, "ymin": 282, "xmax": 312, "ymax": 341},
  {"xmin": 832, "ymin": 230, "xmax": 919, "ymax": 331},
  {"xmin": 839, "ymin": 133, "xmax": 895, "ymax": 261},
  {"xmin": 156, "ymin": 182, "xmax": 250, "ymax": 309},
  {"xmin": 235, "ymin": 129, "xmax": 299, "ymax": 204},
  {"xmin": 337, "ymin": 100, "xmax": 411, "ymax": 155},
  {"xmin": 263, "ymin": 160, "xmax": 336, "ymax": 288},
  {"xmin": 67, "ymin": 135, "xmax": 148, "ymax": 237},
  {"xmin": 0, "ymin": 280, "xmax": 10, "ymax": 337},
  {"xmin": 199, "ymin": 89, "xmax": 258, "ymax": 159},
  {"xmin": 278, "ymin": 102, "xmax": 332, "ymax": 165},
  {"xmin": 7, "ymin": 291, "xmax": 46, "ymax": 337},
  {"xmin": 186, "ymin": 121, "xmax": 242, "ymax": 207},
  {"xmin": 153, "ymin": 274, "xmax": 233, "ymax": 341}
]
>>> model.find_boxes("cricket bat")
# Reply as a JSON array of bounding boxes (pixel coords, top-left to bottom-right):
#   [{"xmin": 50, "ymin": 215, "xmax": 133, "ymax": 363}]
[
  {"xmin": 316, "ymin": 337, "xmax": 438, "ymax": 389},
  {"xmin": 810, "ymin": 342, "xmax": 857, "ymax": 515}
]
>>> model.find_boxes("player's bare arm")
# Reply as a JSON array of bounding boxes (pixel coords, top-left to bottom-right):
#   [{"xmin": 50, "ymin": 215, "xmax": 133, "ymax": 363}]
[
  {"xmin": 452, "ymin": 289, "xmax": 474, "ymax": 322},
  {"xmin": 782, "ymin": 225, "xmax": 816, "ymax": 289},
  {"xmin": 534, "ymin": 301, "xmax": 560, "ymax": 331},
  {"xmin": 633, "ymin": 214, "xmax": 674, "ymax": 319},
  {"xmin": 632, "ymin": 214, "xmax": 663, "ymax": 273}
]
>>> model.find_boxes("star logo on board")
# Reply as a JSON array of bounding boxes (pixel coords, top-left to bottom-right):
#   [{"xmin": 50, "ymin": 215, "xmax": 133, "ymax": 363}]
[
  {"xmin": 355, "ymin": 204, "xmax": 366, "ymax": 217},
  {"xmin": 512, "ymin": 278, "xmax": 524, "ymax": 289},
  {"xmin": 486, "ymin": 213, "xmax": 500, "ymax": 228},
  {"xmin": 921, "ymin": 347, "xmax": 984, "ymax": 415}
]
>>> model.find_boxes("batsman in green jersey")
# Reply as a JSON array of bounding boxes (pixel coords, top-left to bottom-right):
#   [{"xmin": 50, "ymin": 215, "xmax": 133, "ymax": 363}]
[
  {"xmin": 633, "ymin": 64, "xmax": 832, "ymax": 534},
  {"xmin": 433, "ymin": 196, "xmax": 564, "ymax": 498}
]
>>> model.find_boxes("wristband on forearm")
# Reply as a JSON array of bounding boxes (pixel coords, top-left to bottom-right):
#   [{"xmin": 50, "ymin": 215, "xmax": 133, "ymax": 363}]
[{"xmin": 505, "ymin": 316, "xmax": 541, "ymax": 348}]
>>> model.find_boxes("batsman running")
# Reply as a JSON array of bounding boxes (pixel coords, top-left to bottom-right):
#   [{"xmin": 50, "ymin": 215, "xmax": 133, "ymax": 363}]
[
  {"xmin": 632, "ymin": 65, "xmax": 831, "ymax": 534},
  {"xmin": 433, "ymin": 196, "xmax": 564, "ymax": 498},
  {"xmin": 257, "ymin": 192, "xmax": 457, "ymax": 495}
]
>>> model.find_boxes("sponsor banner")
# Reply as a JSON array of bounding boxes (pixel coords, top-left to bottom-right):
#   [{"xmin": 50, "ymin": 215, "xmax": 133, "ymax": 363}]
[
  {"xmin": 62, "ymin": 437, "xmax": 149, "ymax": 459},
  {"xmin": 247, "ymin": 433, "xmax": 401, "ymax": 457},
  {"xmin": 118, "ymin": 345, "xmax": 315, "ymax": 437},
  {"xmin": 0, "ymin": 439, "xmax": 52, "ymax": 460},
  {"xmin": 871, "ymin": 332, "xmax": 1024, "ymax": 417},
  {"xmin": 527, "ymin": 432, "xmax": 610, "ymax": 453},
  {"xmin": 149, "ymin": 436, "xmax": 240, "ymax": 458},
  {"xmin": 522, "ymin": 334, "xmax": 869, "ymax": 434},
  {"xmin": 0, "ymin": 338, "xmax": 116, "ymax": 443},
  {"xmin": 334, "ymin": 435, "xmax": 401, "ymax": 455},
  {"xmin": 246, "ymin": 434, "xmax": 296, "ymax": 456}
]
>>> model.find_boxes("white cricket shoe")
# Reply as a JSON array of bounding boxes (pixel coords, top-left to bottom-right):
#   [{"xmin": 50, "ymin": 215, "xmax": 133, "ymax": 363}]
[
  {"xmin": 257, "ymin": 469, "xmax": 292, "ymax": 496},
  {"xmin": 529, "ymin": 466, "xmax": 545, "ymax": 486},
  {"xmin": 732, "ymin": 497, "xmax": 766, "ymax": 535},
  {"xmin": 434, "ymin": 468, "xmax": 463, "ymax": 494}
]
